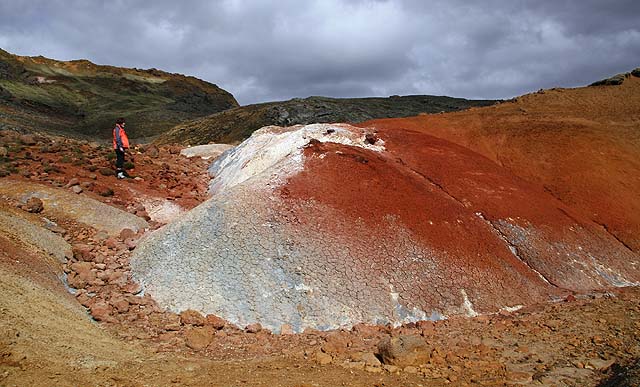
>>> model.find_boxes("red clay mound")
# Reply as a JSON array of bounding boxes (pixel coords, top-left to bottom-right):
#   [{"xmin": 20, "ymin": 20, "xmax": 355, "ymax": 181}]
[
  {"xmin": 361, "ymin": 75, "xmax": 640, "ymax": 252},
  {"xmin": 283, "ymin": 129, "xmax": 640, "ymax": 307}
]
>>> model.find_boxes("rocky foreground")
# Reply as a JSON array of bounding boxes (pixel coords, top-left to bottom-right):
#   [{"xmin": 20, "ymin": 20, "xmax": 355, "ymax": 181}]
[{"xmin": 1, "ymin": 72, "xmax": 640, "ymax": 386}]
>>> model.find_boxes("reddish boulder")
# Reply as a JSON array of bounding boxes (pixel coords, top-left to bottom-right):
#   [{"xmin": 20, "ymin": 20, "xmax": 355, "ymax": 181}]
[
  {"xmin": 205, "ymin": 314, "xmax": 227, "ymax": 330},
  {"xmin": 90, "ymin": 301, "xmax": 113, "ymax": 322},
  {"xmin": 111, "ymin": 297, "xmax": 130, "ymax": 313},
  {"xmin": 72, "ymin": 244, "xmax": 94, "ymax": 262},
  {"xmin": 245, "ymin": 323, "xmax": 263, "ymax": 333},
  {"xmin": 119, "ymin": 228, "xmax": 136, "ymax": 241},
  {"xmin": 23, "ymin": 197, "xmax": 44, "ymax": 213},
  {"xmin": 184, "ymin": 326, "xmax": 215, "ymax": 351},
  {"xmin": 377, "ymin": 335, "xmax": 431, "ymax": 367},
  {"xmin": 179, "ymin": 309, "xmax": 206, "ymax": 326}
]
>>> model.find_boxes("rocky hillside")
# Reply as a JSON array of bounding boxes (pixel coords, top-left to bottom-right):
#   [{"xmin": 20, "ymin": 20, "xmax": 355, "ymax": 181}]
[
  {"xmin": 155, "ymin": 95, "xmax": 496, "ymax": 145},
  {"xmin": 0, "ymin": 49, "xmax": 238, "ymax": 140}
]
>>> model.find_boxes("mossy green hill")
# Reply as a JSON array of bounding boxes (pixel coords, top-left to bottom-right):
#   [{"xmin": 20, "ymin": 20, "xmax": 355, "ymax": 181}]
[{"xmin": 0, "ymin": 49, "xmax": 238, "ymax": 140}]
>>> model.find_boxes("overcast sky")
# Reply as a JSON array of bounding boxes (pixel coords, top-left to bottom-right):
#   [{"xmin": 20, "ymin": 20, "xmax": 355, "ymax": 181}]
[{"xmin": 1, "ymin": 0, "xmax": 639, "ymax": 105}]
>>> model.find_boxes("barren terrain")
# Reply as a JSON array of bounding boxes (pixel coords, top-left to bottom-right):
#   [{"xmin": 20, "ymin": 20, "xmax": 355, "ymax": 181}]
[{"xmin": 1, "ymin": 73, "xmax": 640, "ymax": 387}]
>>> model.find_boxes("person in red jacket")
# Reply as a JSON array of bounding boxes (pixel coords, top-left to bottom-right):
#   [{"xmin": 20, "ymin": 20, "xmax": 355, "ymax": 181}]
[{"xmin": 112, "ymin": 117, "xmax": 130, "ymax": 179}]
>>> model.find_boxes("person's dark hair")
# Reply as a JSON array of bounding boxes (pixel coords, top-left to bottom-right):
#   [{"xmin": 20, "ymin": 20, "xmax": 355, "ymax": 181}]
[{"xmin": 116, "ymin": 117, "xmax": 125, "ymax": 125}]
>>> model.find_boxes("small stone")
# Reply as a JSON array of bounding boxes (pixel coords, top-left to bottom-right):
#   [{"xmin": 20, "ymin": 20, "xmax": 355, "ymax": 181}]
[
  {"xmin": 377, "ymin": 335, "xmax": 430, "ymax": 367},
  {"xmin": 316, "ymin": 351, "xmax": 333, "ymax": 365},
  {"xmin": 124, "ymin": 237, "xmax": 137, "ymax": 250},
  {"xmin": 90, "ymin": 301, "xmax": 113, "ymax": 322},
  {"xmin": 66, "ymin": 273, "xmax": 86, "ymax": 289},
  {"xmin": 245, "ymin": 323, "xmax": 262, "ymax": 333},
  {"xmin": 506, "ymin": 371, "xmax": 533, "ymax": 384},
  {"xmin": 65, "ymin": 178, "xmax": 80, "ymax": 187},
  {"xmin": 180, "ymin": 309, "xmax": 206, "ymax": 326},
  {"xmin": 403, "ymin": 366, "xmax": 418, "ymax": 374},
  {"xmin": 586, "ymin": 358, "xmax": 616, "ymax": 371},
  {"xmin": 122, "ymin": 281, "xmax": 142, "ymax": 295},
  {"xmin": 280, "ymin": 324, "xmax": 294, "ymax": 335},
  {"xmin": 72, "ymin": 244, "xmax": 94, "ymax": 261},
  {"xmin": 360, "ymin": 352, "xmax": 382, "ymax": 367},
  {"xmin": 70, "ymin": 261, "xmax": 92, "ymax": 276},
  {"xmin": 105, "ymin": 238, "xmax": 118, "ymax": 249},
  {"xmin": 111, "ymin": 298, "xmax": 130, "ymax": 313},
  {"xmin": 119, "ymin": 228, "xmax": 136, "ymax": 241},
  {"xmin": 205, "ymin": 314, "xmax": 227, "ymax": 330},
  {"xmin": 24, "ymin": 197, "xmax": 44, "ymax": 213},
  {"xmin": 383, "ymin": 365, "xmax": 399, "ymax": 373},
  {"xmin": 184, "ymin": 326, "xmax": 215, "ymax": 351}
]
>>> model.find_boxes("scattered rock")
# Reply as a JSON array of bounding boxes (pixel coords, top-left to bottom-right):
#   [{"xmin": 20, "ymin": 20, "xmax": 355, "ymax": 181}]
[
  {"xmin": 111, "ymin": 297, "xmax": 130, "ymax": 313},
  {"xmin": 124, "ymin": 238, "xmax": 137, "ymax": 250},
  {"xmin": 72, "ymin": 244, "xmax": 94, "ymax": 261},
  {"xmin": 364, "ymin": 133, "xmax": 378, "ymax": 145},
  {"xmin": 119, "ymin": 228, "xmax": 136, "ymax": 241},
  {"xmin": 122, "ymin": 281, "xmax": 142, "ymax": 295},
  {"xmin": 322, "ymin": 332, "xmax": 351, "ymax": 354},
  {"xmin": 19, "ymin": 134, "xmax": 37, "ymax": 145},
  {"xmin": 377, "ymin": 335, "xmax": 431, "ymax": 367},
  {"xmin": 23, "ymin": 197, "xmax": 44, "ymax": 213},
  {"xmin": 631, "ymin": 68, "xmax": 640, "ymax": 77},
  {"xmin": 587, "ymin": 358, "xmax": 616, "ymax": 371},
  {"xmin": 65, "ymin": 178, "xmax": 80, "ymax": 187},
  {"xmin": 205, "ymin": 314, "xmax": 226, "ymax": 330},
  {"xmin": 99, "ymin": 168, "xmax": 115, "ymax": 176},
  {"xmin": 245, "ymin": 323, "xmax": 263, "ymax": 333},
  {"xmin": 383, "ymin": 364, "xmax": 399, "ymax": 373},
  {"xmin": 71, "ymin": 185, "xmax": 83, "ymax": 194},
  {"xmin": 315, "ymin": 351, "xmax": 333, "ymax": 365},
  {"xmin": 403, "ymin": 366, "xmax": 418, "ymax": 374},
  {"xmin": 357, "ymin": 351, "xmax": 382, "ymax": 367},
  {"xmin": 70, "ymin": 261, "xmax": 92, "ymax": 276},
  {"xmin": 145, "ymin": 145, "xmax": 160, "ymax": 158},
  {"xmin": 280, "ymin": 324, "xmax": 294, "ymax": 335},
  {"xmin": 184, "ymin": 326, "xmax": 215, "ymax": 351},
  {"xmin": 179, "ymin": 309, "xmax": 206, "ymax": 326},
  {"xmin": 90, "ymin": 301, "xmax": 113, "ymax": 322}
]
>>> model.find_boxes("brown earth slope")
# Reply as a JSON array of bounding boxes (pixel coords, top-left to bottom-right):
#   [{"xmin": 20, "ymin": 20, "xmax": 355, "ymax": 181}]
[{"xmin": 361, "ymin": 71, "xmax": 640, "ymax": 253}]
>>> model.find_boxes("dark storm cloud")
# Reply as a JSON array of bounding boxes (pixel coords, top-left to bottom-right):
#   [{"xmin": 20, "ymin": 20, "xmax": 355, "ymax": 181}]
[{"xmin": 1, "ymin": 1, "xmax": 639, "ymax": 104}]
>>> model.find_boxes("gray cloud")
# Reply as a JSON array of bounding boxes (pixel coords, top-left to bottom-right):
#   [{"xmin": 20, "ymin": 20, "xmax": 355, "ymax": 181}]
[{"xmin": 1, "ymin": 0, "xmax": 639, "ymax": 104}]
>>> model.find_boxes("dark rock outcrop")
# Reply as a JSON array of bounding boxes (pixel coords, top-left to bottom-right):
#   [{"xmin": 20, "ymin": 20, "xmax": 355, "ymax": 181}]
[{"xmin": 156, "ymin": 95, "xmax": 497, "ymax": 145}]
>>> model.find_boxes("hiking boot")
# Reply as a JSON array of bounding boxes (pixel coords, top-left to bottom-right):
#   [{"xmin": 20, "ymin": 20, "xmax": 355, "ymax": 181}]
[{"xmin": 117, "ymin": 171, "xmax": 126, "ymax": 179}]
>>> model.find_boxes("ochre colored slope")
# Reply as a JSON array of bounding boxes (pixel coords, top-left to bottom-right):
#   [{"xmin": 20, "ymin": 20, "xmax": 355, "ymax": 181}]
[{"xmin": 361, "ymin": 75, "xmax": 640, "ymax": 252}]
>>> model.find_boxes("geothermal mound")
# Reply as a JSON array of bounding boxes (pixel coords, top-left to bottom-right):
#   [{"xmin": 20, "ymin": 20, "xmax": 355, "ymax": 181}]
[{"xmin": 131, "ymin": 124, "xmax": 640, "ymax": 333}]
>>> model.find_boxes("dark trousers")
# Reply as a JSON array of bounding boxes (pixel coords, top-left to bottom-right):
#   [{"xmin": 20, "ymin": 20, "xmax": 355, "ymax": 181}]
[{"xmin": 115, "ymin": 149, "xmax": 125, "ymax": 171}]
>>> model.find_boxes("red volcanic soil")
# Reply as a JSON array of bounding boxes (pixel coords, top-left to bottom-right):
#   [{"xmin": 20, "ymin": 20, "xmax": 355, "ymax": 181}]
[
  {"xmin": 360, "ymin": 76, "xmax": 640, "ymax": 252},
  {"xmin": 282, "ymin": 123, "xmax": 639, "ymax": 308},
  {"xmin": 282, "ymin": 139, "xmax": 560, "ymax": 312}
]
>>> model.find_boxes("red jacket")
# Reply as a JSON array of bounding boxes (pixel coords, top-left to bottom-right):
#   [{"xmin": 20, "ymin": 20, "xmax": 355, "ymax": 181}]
[{"xmin": 113, "ymin": 124, "xmax": 130, "ymax": 150}]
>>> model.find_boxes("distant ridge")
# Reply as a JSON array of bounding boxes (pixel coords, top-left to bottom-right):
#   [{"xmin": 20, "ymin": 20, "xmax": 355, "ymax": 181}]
[{"xmin": 156, "ymin": 94, "xmax": 497, "ymax": 145}]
